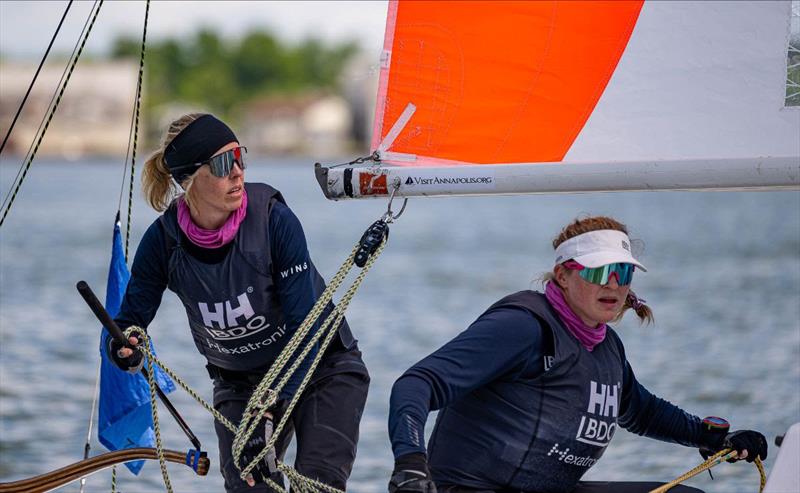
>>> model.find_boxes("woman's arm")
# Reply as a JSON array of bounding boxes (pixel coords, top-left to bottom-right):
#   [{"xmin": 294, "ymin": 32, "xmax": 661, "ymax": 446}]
[
  {"xmin": 618, "ymin": 359, "xmax": 706, "ymax": 447},
  {"xmin": 388, "ymin": 307, "xmax": 544, "ymax": 458},
  {"xmin": 618, "ymin": 359, "xmax": 769, "ymax": 461},
  {"xmin": 115, "ymin": 220, "xmax": 170, "ymax": 329},
  {"xmin": 110, "ymin": 220, "xmax": 170, "ymax": 370},
  {"xmin": 269, "ymin": 202, "xmax": 321, "ymax": 401}
]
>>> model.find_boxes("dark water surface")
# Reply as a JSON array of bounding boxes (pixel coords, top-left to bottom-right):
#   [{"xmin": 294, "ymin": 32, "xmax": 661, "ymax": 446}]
[{"xmin": 1, "ymin": 158, "xmax": 798, "ymax": 492}]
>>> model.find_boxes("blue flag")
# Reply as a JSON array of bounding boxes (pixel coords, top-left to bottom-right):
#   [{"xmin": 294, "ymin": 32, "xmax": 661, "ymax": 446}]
[{"xmin": 98, "ymin": 215, "xmax": 175, "ymax": 474}]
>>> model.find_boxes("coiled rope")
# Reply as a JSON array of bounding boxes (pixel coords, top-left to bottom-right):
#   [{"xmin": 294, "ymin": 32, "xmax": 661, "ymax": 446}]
[
  {"xmin": 122, "ymin": 235, "xmax": 388, "ymax": 493},
  {"xmin": 648, "ymin": 448, "xmax": 766, "ymax": 493}
]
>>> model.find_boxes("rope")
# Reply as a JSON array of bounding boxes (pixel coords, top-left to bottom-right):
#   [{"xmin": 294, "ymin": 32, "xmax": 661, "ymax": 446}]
[
  {"xmin": 0, "ymin": 0, "xmax": 104, "ymax": 229},
  {"xmin": 0, "ymin": 0, "xmax": 73, "ymax": 155},
  {"xmin": 0, "ymin": 0, "xmax": 97, "ymax": 223},
  {"xmin": 143, "ymin": 339, "xmax": 173, "ymax": 492},
  {"xmin": 233, "ymin": 239, "xmax": 385, "ymax": 473},
  {"xmin": 648, "ymin": 449, "xmax": 767, "ymax": 493},
  {"xmin": 125, "ymin": 0, "xmax": 150, "ymax": 262},
  {"xmin": 122, "ymin": 234, "xmax": 388, "ymax": 493}
]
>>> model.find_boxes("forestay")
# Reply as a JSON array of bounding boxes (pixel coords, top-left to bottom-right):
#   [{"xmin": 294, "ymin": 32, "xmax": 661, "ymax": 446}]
[{"xmin": 316, "ymin": 0, "xmax": 800, "ymax": 199}]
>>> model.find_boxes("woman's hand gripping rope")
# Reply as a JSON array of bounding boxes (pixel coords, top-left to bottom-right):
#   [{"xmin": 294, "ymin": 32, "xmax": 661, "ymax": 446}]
[
  {"xmin": 241, "ymin": 410, "xmax": 277, "ymax": 487},
  {"xmin": 648, "ymin": 448, "xmax": 767, "ymax": 493},
  {"xmin": 126, "ymin": 324, "xmax": 286, "ymax": 492},
  {"xmin": 109, "ymin": 335, "xmax": 144, "ymax": 373},
  {"xmin": 232, "ymin": 380, "xmax": 280, "ymax": 488}
]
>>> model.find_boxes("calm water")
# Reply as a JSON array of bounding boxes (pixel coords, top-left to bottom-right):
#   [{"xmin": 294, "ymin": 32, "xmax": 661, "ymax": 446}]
[{"xmin": 1, "ymin": 158, "xmax": 799, "ymax": 493}]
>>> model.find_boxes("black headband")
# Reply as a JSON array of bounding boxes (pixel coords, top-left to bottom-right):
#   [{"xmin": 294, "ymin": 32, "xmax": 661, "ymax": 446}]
[{"xmin": 164, "ymin": 114, "xmax": 238, "ymax": 183}]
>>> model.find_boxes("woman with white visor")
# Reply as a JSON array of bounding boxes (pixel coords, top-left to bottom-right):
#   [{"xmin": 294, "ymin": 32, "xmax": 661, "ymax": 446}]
[{"xmin": 387, "ymin": 215, "xmax": 767, "ymax": 493}]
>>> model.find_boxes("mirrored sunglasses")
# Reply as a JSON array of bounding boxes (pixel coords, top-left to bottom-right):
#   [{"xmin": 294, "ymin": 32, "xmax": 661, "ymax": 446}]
[
  {"xmin": 173, "ymin": 146, "xmax": 247, "ymax": 178},
  {"xmin": 563, "ymin": 260, "xmax": 635, "ymax": 286},
  {"xmin": 204, "ymin": 146, "xmax": 247, "ymax": 177}
]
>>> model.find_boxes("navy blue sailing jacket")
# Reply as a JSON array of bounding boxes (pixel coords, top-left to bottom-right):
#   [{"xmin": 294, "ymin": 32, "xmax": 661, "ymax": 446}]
[
  {"xmin": 389, "ymin": 290, "xmax": 707, "ymax": 492},
  {"xmin": 115, "ymin": 183, "xmax": 354, "ymax": 400}
]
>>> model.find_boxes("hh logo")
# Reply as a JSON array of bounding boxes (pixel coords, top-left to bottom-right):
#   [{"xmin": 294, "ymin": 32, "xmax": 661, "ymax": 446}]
[
  {"xmin": 586, "ymin": 381, "xmax": 619, "ymax": 418},
  {"xmin": 575, "ymin": 380, "xmax": 620, "ymax": 447},
  {"xmin": 198, "ymin": 291, "xmax": 271, "ymax": 340}
]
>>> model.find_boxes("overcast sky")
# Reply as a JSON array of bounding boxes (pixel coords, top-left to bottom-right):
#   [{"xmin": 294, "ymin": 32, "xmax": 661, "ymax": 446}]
[{"xmin": 0, "ymin": 1, "xmax": 390, "ymax": 60}]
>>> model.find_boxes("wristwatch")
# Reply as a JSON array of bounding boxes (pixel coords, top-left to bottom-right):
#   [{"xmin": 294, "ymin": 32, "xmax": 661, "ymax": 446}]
[
  {"xmin": 699, "ymin": 416, "xmax": 731, "ymax": 463},
  {"xmin": 702, "ymin": 416, "xmax": 730, "ymax": 434}
]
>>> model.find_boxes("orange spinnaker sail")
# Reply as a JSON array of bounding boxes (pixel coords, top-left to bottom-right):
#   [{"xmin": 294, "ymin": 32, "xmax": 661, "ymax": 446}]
[{"xmin": 373, "ymin": 0, "xmax": 644, "ymax": 165}]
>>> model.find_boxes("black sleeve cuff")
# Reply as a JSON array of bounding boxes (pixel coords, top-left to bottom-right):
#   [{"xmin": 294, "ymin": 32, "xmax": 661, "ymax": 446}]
[{"xmin": 394, "ymin": 452, "xmax": 430, "ymax": 475}]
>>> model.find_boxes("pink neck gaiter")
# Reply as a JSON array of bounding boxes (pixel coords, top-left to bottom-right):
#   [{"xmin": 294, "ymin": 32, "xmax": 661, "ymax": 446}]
[
  {"xmin": 177, "ymin": 189, "xmax": 247, "ymax": 249},
  {"xmin": 545, "ymin": 281, "xmax": 607, "ymax": 352}
]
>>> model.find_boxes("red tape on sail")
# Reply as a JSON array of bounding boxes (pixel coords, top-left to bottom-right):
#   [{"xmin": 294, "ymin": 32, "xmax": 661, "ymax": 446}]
[{"xmin": 373, "ymin": 0, "xmax": 644, "ymax": 165}]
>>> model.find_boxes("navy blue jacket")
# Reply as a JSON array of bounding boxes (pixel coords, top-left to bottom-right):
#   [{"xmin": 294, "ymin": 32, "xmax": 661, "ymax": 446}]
[
  {"xmin": 389, "ymin": 298, "xmax": 708, "ymax": 487},
  {"xmin": 115, "ymin": 197, "xmax": 330, "ymax": 399}
]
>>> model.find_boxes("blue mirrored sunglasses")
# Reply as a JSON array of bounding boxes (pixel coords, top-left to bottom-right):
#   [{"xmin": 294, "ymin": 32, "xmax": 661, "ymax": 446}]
[{"xmin": 564, "ymin": 260, "xmax": 635, "ymax": 286}]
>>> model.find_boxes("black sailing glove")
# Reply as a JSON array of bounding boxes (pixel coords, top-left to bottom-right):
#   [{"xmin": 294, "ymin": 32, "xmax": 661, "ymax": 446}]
[
  {"xmin": 700, "ymin": 418, "xmax": 768, "ymax": 463},
  {"xmin": 106, "ymin": 335, "xmax": 144, "ymax": 373},
  {"xmin": 722, "ymin": 430, "xmax": 769, "ymax": 463},
  {"xmin": 241, "ymin": 415, "xmax": 278, "ymax": 485},
  {"xmin": 388, "ymin": 453, "xmax": 437, "ymax": 493}
]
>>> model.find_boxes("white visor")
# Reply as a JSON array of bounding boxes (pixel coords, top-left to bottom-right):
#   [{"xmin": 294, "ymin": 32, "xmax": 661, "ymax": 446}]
[{"xmin": 554, "ymin": 230, "xmax": 646, "ymax": 271}]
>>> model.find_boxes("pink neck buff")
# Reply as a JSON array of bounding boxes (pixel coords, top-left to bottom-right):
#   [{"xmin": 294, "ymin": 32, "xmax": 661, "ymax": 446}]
[
  {"xmin": 177, "ymin": 189, "xmax": 248, "ymax": 249},
  {"xmin": 544, "ymin": 281, "xmax": 607, "ymax": 352}
]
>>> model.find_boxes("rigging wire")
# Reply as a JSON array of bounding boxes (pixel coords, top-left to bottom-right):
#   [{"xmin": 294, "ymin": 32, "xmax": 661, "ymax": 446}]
[
  {"xmin": 0, "ymin": 0, "xmax": 96, "ymax": 220},
  {"xmin": 0, "ymin": 1, "xmax": 96, "ymax": 215},
  {"xmin": 78, "ymin": 359, "xmax": 102, "ymax": 493},
  {"xmin": 117, "ymin": 84, "xmax": 138, "ymax": 210},
  {"xmin": 117, "ymin": 0, "xmax": 150, "ymax": 262},
  {"xmin": 0, "ymin": 0, "xmax": 104, "ymax": 228},
  {"xmin": 327, "ymin": 150, "xmax": 381, "ymax": 168},
  {"xmin": 0, "ymin": 0, "xmax": 74, "ymax": 156}
]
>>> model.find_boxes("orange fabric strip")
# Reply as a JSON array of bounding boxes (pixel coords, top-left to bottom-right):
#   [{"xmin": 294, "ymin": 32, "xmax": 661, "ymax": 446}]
[{"xmin": 378, "ymin": 0, "xmax": 644, "ymax": 164}]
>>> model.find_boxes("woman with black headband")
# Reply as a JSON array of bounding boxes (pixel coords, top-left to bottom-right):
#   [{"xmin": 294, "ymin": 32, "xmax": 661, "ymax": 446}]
[
  {"xmin": 109, "ymin": 113, "xmax": 370, "ymax": 492},
  {"xmin": 387, "ymin": 216, "xmax": 767, "ymax": 493}
]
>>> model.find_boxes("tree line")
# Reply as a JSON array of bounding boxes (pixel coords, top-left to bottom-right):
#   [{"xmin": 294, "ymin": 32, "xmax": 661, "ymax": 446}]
[{"xmin": 111, "ymin": 29, "xmax": 360, "ymax": 120}]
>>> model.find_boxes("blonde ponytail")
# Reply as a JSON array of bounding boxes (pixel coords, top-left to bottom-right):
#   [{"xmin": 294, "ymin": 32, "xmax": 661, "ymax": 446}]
[{"xmin": 141, "ymin": 113, "xmax": 207, "ymax": 212}]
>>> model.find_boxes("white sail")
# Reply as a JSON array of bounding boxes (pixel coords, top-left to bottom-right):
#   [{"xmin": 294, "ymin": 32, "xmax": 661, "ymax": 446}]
[{"xmin": 317, "ymin": 0, "xmax": 800, "ymax": 199}]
